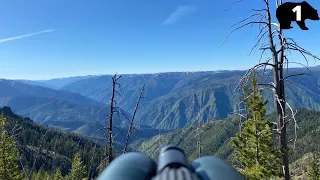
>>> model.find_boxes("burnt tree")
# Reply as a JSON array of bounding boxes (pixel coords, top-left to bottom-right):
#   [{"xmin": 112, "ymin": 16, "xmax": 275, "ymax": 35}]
[
  {"xmin": 106, "ymin": 74, "xmax": 122, "ymax": 165},
  {"xmin": 224, "ymin": 0, "xmax": 319, "ymax": 179}
]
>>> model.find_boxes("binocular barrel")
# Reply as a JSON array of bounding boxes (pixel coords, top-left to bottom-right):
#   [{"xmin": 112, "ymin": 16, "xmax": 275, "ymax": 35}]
[
  {"xmin": 157, "ymin": 145, "xmax": 189, "ymax": 172},
  {"xmin": 152, "ymin": 145, "xmax": 200, "ymax": 180}
]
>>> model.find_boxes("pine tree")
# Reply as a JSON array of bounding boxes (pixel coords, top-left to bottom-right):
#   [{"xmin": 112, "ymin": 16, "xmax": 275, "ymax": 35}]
[
  {"xmin": 0, "ymin": 113, "xmax": 23, "ymax": 180},
  {"xmin": 308, "ymin": 152, "xmax": 320, "ymax": 180},
  {"xmin": 31, "ymin": 171, "xmax": 39, "ymax": 180},
  {"xmin": 68, "ymin": 152, "xmax": 87, "ymax": 180},
  {"xmin": 231, "ymin": 73, "xmax": 281, "ymax": 180},
  {"xmin": 53, "ymin": 168, "xmax": 64, "ymax": 180},
  {"xmin": 32, "ymin": 168, "xmax": 51, "ymax": 180}
]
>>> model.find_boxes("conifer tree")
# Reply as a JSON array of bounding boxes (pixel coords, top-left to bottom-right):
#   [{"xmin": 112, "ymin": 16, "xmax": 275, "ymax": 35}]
[
  {"xmin": 68, "ymin": 152, "xmax": 87, "ymax": 180},
  {"xmin": 232, "ymin": 73, "xmax": 281, "ymax": 180},
  {"xmin": 31, "ymin": 168, "xmax": 47, "ymax": 180},
  {"xmin": 31, "ymin": 170, "xmax": 41, "ymax": 180},
  {"xmin": 0, "ymin": 113, "xmax": 23, "ymax": 180},
  {"xmin": 53, "ymin": 168, "xmax": 64, "ymax": 180},
  {"xmin": 308, "ymin": 152, "xmax": 320, "ymax": 180}
]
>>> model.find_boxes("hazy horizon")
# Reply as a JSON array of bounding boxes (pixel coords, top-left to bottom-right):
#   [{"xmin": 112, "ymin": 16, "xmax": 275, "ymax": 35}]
[
  {"xmin": 1, "ymin": 65, "xmax": 318, "ymax": 81},
  {"xmin": 1, "ymin": 68, "xmax": 245, "ymax": 81}
]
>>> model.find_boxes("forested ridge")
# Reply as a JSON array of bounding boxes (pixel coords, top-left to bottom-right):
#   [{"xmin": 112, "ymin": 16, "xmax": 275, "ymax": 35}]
[
  {"xmin": 0, "ymin": 106, "xmax": 104, "ymax": 179},
  {"xmin": 137, "ymin": 104, "xmax": 320, "ymax": 179},
  {"xmin": 137, "ymin": 108, "xmax": 320, "ymax": 161}
]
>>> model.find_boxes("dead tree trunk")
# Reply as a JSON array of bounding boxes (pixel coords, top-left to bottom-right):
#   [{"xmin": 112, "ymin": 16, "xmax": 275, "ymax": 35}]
[
  {"xmin": 123, "ymin": 84, "xmax": 146, "ymax": 153},
  {"xmin": 9, "ymin": 122, "xmax": 30, "ymax": 180},
  {"xmin": 106, "ymin": 74, "xmax": 122, "ymax": 165},
  {"xmin": 275, "ymin": 51, "xmax": 290, "ymax": 179},
  {"xmin": 196, "ymin": 91, "xmax": 203, "ymax": 158}
]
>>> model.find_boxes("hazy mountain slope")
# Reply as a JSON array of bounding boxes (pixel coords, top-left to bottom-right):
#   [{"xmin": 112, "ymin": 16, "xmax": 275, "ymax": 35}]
[
  {"xmin": 0, "ymin": 80, "xmax": 128, "ymax": 131},
  {"xmin": 18, "ymin": 80, "xmax": 58, "ymax": 90},
  {"xmin": 137, "ymin": 109, "xmax": 320, "ymax": 165},
  {"xmin": 18, "ymin": 99, "xmax": 112, "ymax": 131},
  {"xmin": 0, "ymin": 79, "xmax": 104, "ymax": 108},
  {"xmin": 0, "ymin": 96, "xmax": 51, "ymax": 112},
  {"xmin": 20, "ymin": 75, "xmax": 95, "ymax": 89},
  {"xmin": 0, "ymin": 96, "xmax": 117, "ymax": 131},
  {"xmin": 0, "ymin": 81, "xmax": 25, "ymax": 97}
]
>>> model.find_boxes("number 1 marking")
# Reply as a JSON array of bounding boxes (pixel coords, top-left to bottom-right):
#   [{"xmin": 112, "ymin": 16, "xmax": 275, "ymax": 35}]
[{"xmin": 292, "ymin": 5, "xmax": 302, "ymax": 21}]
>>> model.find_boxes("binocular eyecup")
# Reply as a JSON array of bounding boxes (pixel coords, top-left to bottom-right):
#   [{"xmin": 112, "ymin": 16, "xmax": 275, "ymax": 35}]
[{"xmin": 98, "ymin": 145, "xmax": 245, "ymax": 180}]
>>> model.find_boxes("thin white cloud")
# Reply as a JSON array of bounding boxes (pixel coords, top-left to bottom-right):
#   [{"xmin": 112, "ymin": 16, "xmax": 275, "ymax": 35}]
[
  {"xmin": 0, "ymin": 29, "xmax": 55, "ymax": 43},
  {"xmin": 162, "ymin": 5, "xmax": 197, "ymax": 25}
]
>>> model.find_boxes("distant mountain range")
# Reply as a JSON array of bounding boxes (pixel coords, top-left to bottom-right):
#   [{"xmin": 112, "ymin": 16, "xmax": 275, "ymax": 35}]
[
  {"xmin": 0, "ymin": 79, "xmax": 124, "ymax": 132},
  {"xmin": 1, "ymin": 67, "xmax": 320, "ymax": 132},
  {"xmin": 61, "ymin": 68, "xmax": 320, "ymax": 129}
]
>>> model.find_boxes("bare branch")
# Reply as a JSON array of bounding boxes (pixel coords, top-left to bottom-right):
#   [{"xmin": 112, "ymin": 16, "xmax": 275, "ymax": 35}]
[
  {"xmin": 258, "ymin": 82, "xmax": 276, "ymax": 89},
  {"xmin": 123, "ymin": 84, "xmax": 146, "ymax": 153},
  {"xmin": 235, "ymin": 63, "xmax": 275, "ymax": 92},
  {"xmin": 115, "ymin": 90, "xmax": 122, "ymax": 98},
  {"xmin": 285, "ymin": 102, "xmax": 299, "ymax": 152},
  {"xmin": 225, "ymin": 0, "xmax": 244, "ymax": 11},
  {"xmin": 283, "ymin": 73, "xmax": 310, "ymax": 80},
  {"xmin": 249, "ymin": 30, "xmax": 268, "ymax": 55},
  {"xmin": 87, "ymin": 104, "xmax": 110, "ymax": 123},
  {"xmin": 222, "ymin": 21, "xmax": 268, "ymax": 46},
  {"xmin": 231, "ymin": 14, "xmax": 266, "ymax": 28}
]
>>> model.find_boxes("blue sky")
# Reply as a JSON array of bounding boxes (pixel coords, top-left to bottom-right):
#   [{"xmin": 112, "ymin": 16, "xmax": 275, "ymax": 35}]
[{"xmin": 0, "ymin": 0, "xmax": 320, "ymax": 80}]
